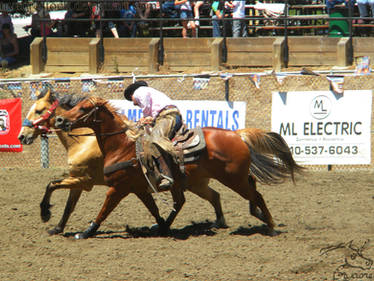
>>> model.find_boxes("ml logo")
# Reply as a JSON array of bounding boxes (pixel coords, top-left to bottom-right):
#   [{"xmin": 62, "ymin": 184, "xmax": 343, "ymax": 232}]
[{"xmin": 310, "ymin": 95, "xmax": 332, "ymax": 120}]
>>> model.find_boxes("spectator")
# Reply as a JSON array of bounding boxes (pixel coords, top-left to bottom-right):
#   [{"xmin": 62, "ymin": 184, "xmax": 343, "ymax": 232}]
[
  {"xmin": 162, "ymin": 1, "xmax": 180, "ymax": 18},
  {"xmin": 232, "ymin": 0, "xmax": 247, "ymax": 37},
  {"xmin": 104, "ymin": 2, "xmax": 120, "ymax": 38},
  {"xmin": 326, "ymin": 0, "xmax": 355, "ymax": 14},
  {"xmin": 357, "ymin": 0, "xmax": 374, "ymax": 22},
  {"xmin": 193, "ymin": 1, "xmax": 204, "ymax": 27},
  {"xmin": 0, "ymin": 5, "xmax": 13, "ymax": 38},
  {"xmin": 89, "ymin": 1, "xmax": 103, "ymax": 37},
  {"xmin": 24, "ymin": 3, "xmax": 55, "ymax": 37},
  {"xmin": 211, "ymin": 1, "xmax": 232, "ymax": 37},
  {"xmin": 64, "ymin": 1, "xmax": 90, "ymax": 37},
  {"xmin": 118, "ymin": 1, "xmax": 137, "ymax": 37},
  {"xmin": 175, "ymin": 0, "xmax": 196, "ymax": 38},
  {"xmin": 211, "ymin": 0, "xmax": 224, "ymax": 37},
  {"xmin": 0, "ymin": 23, "xmax": 19, "ymax": 67}
]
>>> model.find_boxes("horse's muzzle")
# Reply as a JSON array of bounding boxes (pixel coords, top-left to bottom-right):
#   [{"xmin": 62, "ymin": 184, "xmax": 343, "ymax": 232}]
[
  {"xmin": 18, "ymin": 133, "xmax": 34, "ymax": 145},
  {"xmin": 55, "ymin": 116, "xmax": 71, "ymax": 132}
]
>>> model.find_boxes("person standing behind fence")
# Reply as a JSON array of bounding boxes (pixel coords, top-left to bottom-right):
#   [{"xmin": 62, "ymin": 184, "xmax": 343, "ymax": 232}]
[
  {"xmin": 118, "ymin": 1, "xmax": 137, "ymax": 37},
  {"xmin": 0, "ymin": 23, "xmax": 19, "ymax": 67},
  {"xmin": 357, "ymin": 0, "xmax": 374, "ymax": 23},
  {"xmin": 211, "ymin": 0, "xmax": 224, "ymax": 37},
  {"xmin": 175, "ymin": 0, "xmax": 196, "ymax": 38},
  {"xmin": 232, "ymin": 0, "xmax": 247, "ymax": 37},
  {"xmin": 0, "ymin": 6, "xmax": 13, "ymax": 38}
]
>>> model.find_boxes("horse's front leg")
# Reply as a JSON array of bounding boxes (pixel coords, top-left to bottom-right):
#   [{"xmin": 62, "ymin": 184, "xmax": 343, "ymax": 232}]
[
  {"xmin": 164, "ymin": 186, "xmax": 185, "ymax": 229},
  {"xmin": 75, "ymin": 186, "xmax": 129, "ymax": 239},
  {"xmin": 134, "ymin": 191, "xmax": 168, "ymax": 235},
  {"xmin": 39, "ymin": 176, "xmax": 89, "ymax": 235},
  {"xmin": 47, "ymin": 189, "xmax": 83, "ymax": 235}
]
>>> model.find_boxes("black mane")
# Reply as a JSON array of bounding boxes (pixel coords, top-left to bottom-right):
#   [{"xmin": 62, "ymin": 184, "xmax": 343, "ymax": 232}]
[{"xmin": 37, "ymin": 85, "xmax": 87, "ymax": 110}]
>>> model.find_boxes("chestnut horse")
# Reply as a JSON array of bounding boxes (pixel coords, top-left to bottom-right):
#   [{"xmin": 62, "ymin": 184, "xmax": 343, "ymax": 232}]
[
  {"xmin": 18, "ymin": 87, "xmax": 226, "ymax": 235},
  {"xmin": 55, "ymin": 96, "xmax": 303, "ymax": 239}
]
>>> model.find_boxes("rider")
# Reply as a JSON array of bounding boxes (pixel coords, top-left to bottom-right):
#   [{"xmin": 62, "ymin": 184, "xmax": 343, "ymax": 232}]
[{"xmin": 124, "ymin": 80, "xmax": 182, "ymax": 190}]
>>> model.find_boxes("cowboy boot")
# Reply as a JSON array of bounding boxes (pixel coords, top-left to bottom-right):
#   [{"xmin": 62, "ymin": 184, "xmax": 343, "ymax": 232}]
[{"xmin": 156, "ymin": 156, "xmax": 174, "ymax": 190}]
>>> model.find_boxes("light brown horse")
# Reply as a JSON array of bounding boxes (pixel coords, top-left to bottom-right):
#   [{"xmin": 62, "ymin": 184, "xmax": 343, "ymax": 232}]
[
  {"xmin": 55, "ymin": 96, "xmax": 303, "ymax": 239},
  {"xmin": 18, "ymin": 87, "xmax": 105, "ymax": 235}
]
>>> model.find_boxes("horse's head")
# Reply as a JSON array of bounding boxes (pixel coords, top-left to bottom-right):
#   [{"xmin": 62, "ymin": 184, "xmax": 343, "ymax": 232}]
[
  {"xmin": 18, "ymin": 86, "xmax": 58, "ymax": 144},
  {"xmin": 55, "ymin": 97, "xmax": 113, "ymax": 132}
]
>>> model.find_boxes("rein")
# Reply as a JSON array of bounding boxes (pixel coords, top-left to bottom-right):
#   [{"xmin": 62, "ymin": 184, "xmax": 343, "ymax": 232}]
[
  {"xmin": 22, "ymin": 100, "xmax": 59, "ymax": 133},
  {"xmin": 68, "ymin": 127, "xmax": 128, "ymax": 137},
  {"xmin": 67, "ymin": 98, "xmax": 129, "ymax": 137}
]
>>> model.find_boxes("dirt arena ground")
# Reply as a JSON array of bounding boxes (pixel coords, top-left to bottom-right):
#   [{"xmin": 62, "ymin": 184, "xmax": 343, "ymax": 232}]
[{"xmin": 0, "ymin": 167, "xmax": 373, "ymax": 281}]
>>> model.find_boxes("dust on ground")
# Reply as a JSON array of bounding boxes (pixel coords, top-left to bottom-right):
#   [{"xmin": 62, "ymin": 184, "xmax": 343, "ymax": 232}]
[{"xmin": 0, "ymin": 167, "xmax": 373, "ymax": 280}]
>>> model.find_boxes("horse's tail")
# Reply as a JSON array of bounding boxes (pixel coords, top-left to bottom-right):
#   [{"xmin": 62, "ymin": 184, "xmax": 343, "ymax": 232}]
[{"xmin": 236, "ymin": 128, "xmax": 305, "ymax": 185}]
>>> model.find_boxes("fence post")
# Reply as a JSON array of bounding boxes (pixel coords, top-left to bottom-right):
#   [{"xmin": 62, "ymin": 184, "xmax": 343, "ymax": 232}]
[{"xmin": 41, "ymin": 135, "xmax": 49, "ymax": 168}]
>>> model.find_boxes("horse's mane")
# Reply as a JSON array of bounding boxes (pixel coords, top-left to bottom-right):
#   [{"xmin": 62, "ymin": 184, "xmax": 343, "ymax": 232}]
[
  {"xmin": 37, "ymin": 86, "xmax": 86, "ymax": 110},
  {"xmin": 89, "ymin": 96, "xmax": 141, "ymax": 140}
]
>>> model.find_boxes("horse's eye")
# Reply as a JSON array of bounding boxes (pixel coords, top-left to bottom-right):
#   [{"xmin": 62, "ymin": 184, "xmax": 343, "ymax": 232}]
[
  {"xmin": 79, "ymin": 108, "xmax": 86, "ymax": 114},
  {"xmin": 35, "ymin": 109, "xmax": 43, "ymax": 115}
]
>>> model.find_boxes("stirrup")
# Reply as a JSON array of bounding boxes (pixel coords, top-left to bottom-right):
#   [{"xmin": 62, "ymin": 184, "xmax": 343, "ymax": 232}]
[{"xmin": 159, "ymin": 175, "xmax": 174, "ymax": 190}]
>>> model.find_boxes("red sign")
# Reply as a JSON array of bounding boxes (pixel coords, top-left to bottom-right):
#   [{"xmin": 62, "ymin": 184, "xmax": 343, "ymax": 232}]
[{"xmin": 0, "ymin": 98, "xmax": 22, "ymax": 152}]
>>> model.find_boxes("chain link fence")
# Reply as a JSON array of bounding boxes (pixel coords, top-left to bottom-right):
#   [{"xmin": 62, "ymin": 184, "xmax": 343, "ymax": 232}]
[{"xmin": 1, "ymin": 72, "xmax": 374, "ymax": 170}]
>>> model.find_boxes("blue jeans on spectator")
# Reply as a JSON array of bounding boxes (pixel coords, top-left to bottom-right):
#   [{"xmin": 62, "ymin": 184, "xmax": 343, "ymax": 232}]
[
  {"xmin": 232, "ymin": 19, "xmax": 248, "ymax": 37},
  {"xmin": 326, "ymin": 0, "xmax": 355, "ymax": 13},
  {"xmin": 212, "ymin": 15, "xmax": 221, "ymax": 37},
  {"xmin": 357, "ymin": 0, "xmax": 374, "ymax": 19},
  {"xmin": 0, "ymin": 56, "xmax": 16, "ymax": 66}
]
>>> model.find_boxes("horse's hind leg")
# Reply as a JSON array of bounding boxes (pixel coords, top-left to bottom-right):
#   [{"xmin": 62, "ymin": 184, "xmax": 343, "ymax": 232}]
[
  {"xmin": 188, "ymin": 180, "xmax": 227, "ymax": 228},
  {"xmin": 48, "ymin": 189, "xmax": 83, "ymax": 235},
  {"xmin": 134, "ymin": 191, "xmax": 168, "ymax": 235},
  {"xmin": 247, "ymin": 176, "xmax": 276, "ymax": 234},
  {"xmin": 75, "ymin": 186, "xmax": 130, "ymax": 239},
  {"xmin": 165, "ymin": 185, "xmax": 186, "ymax": 228},
  {"xmin": 229, "ymin": 176, "xmax": 275, "ymax": 233}
]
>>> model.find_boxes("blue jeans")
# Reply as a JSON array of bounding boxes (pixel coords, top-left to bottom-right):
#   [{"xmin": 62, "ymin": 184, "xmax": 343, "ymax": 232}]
[
  {"xmin": 357, "ymin": 0, "xmax": 374, "ymax": 17},
  {"xmin": 212, "ymin": 15, "xmax": 221, "ymax": 37},
  {"xmin": 232, "ymin": 19, "xmax": 248, "ymax": 37},
  {"xmin": 0, "ymin": 56, "xmax": 16, "ymax": 65},
  {"xmin": 326, "ymin": 0, "xmax": 354, "ymax": 13}
]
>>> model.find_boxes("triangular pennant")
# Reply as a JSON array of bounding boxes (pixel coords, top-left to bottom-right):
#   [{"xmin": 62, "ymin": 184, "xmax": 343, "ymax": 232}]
[
  {"xmin": 249, "ymin": 74, "xmax": 261, "ymax": 88},
  {"xmin": 355, "ymin": 56, "xmax": 371, "ymax": 75},
  {"xmin": 193, "ymin": 77, "xmax": 210, "ymax": 90},
  {"xmin": 327, "ymin": 75, "xmax": 344, "ymax": 95}
]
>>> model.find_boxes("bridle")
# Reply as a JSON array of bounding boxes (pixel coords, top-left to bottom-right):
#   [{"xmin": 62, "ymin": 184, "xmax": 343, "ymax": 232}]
[
  {"xmin": 67, "ymin": 98, "xmax": 129, "ymax": 137},
  {"xmin": 22, "ymin": 100, "xmax": 59, "ymax": 134}
]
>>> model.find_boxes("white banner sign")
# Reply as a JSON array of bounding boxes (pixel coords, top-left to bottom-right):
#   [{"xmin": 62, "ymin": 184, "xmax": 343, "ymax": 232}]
[
  {"xmin": 110, "ymin": 100, "xmax": 246, "ymax": 130},
  {"xmin": 271, "ymin": 91, "xmax": 372, "ymax": 165}
]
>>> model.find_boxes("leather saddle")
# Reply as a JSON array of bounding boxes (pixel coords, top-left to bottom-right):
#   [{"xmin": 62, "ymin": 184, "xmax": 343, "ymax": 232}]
[{"xmin": 135, "ymin": 124, "xmax": 206, "ymax": 191}]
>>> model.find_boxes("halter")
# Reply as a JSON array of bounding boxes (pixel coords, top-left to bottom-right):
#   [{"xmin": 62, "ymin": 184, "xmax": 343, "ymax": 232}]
[
  {"xmin": 67, "ymin": 98, "xmax": 128, "ymax": 137},
  {"xmin": 22, "ymin": 100, "xmax": 59, "ymax": 134},
  {"xmin": 70, "ymin": 98, "xmax": 103, "ymax": 127}
]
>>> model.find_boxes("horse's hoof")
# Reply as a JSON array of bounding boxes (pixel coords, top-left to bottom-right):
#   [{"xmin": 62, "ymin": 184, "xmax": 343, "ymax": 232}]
[
  {"xmin": 74, "ymin": 222, "xmax": 99, "ymax": 239},
  {"xmin": 267, "ymin": 228, "xmax": 280, "ymax": 237},
  {"xmin": 47, "ymin": 226, "xmax": 62, "ymax": 235},
  {"xmin": 74, "ymin": 232, "xmax": 89, "ymax": 239},
  {"xmin": 213, "ymin": 218, "xmax": 228, "ymax": 229},
  {"xmin": 157, "ymin": 224, "xmax": 170, "ymax": 236},
  {"xmin": 41, "ymin": 208, "xmax": 51, "ymax": 222}
]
